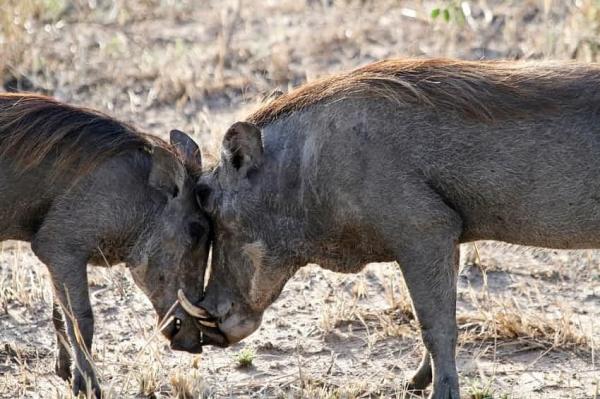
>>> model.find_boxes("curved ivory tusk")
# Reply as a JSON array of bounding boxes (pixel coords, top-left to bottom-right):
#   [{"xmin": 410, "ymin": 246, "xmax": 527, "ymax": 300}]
[
  {"xmin": 197, "ymin": 319, "xmax": 218, "ymax": 328},
  {"xmin": 177, "ymin": 289, "xmax": 210, "ymax": 318}
]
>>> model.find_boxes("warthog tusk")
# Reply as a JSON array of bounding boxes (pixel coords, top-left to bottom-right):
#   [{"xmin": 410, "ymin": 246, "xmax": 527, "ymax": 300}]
[
  {"xmin": 178, "ymin": 289, "xmax": 210, "ymax": 318},
  {"xmin": 197, "ymin": 319, "xmax": 218, "ymax": 328}
]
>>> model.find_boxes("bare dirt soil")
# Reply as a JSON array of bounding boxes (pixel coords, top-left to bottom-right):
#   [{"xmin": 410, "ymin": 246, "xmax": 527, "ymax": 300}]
[{"xmin": 1, "ymin": 1, "xmax": 599, "ymax": 398}]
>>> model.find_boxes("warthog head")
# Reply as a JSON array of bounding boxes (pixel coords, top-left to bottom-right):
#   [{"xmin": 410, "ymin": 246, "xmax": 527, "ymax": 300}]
[
  {"xmin": 128, "ymin": 130, "xmax": 212, "ymax": 353},
  {"xmin": 178, "ymin": 122, "xmax": 297, "ymax": 347}
]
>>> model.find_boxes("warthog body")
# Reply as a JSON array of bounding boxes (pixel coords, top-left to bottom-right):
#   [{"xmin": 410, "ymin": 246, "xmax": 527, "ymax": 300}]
[
  {"xmin": 0, "ymin": 94, "xmax": 209, "ymax": 396},
  {"xmin": 190, "ymin": 59, "xmax": 600, "ymax": 398}
]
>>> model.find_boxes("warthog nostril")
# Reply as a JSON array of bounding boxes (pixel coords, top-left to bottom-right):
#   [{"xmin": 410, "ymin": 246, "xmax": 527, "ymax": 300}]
[{"xmin": 162, "ymin": 316, "xmax": 183, "ymax": 341}]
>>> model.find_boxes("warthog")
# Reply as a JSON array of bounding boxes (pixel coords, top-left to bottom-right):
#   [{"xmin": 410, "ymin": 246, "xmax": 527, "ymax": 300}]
[
  {"xmin": 180, "ymin": 59, "xmax": 600, "ymax": 398},
  {"xmin": 0, "ymin": 94, "xmax": 210, "ymax": 396}
]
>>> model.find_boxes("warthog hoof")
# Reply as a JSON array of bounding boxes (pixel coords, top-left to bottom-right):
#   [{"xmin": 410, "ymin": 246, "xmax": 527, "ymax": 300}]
[
  {"xmin": 405, "ymin": 368, "xmax": 432, "ymax": 393},
  {"xmin": 54, "ymin": 356, "xmax": 71, "ymax": 381},
  {"xmin": 428, "ymin": 375, "xmax": 459, "ymax": 399},
  {"xmin": 72, "ymin": 369, "xmax": 101, "ymax": 399},
  {"xmin": 404, "ymin": 380, "xmax": 429, "ymax": 396}
]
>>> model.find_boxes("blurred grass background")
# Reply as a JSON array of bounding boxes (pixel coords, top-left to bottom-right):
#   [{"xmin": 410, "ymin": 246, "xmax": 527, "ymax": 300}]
[{"xmin": 3, "ymin": 0, "xmax": 600, "ymax": 151}]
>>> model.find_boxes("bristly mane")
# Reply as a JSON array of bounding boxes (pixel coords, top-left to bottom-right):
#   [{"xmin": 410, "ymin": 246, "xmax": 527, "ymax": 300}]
[
  {"xmin": 0, "ymin": 93, "xmax": 166, "ymax": 177},
  {"xmin": 247, "ymin": 58, "xmax": 600, "ymax": 126}
]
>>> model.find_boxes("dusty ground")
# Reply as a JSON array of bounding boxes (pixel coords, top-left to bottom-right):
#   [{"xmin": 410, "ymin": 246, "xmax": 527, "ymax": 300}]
[{"xmin": 1, "ymin": 1, "xmax": 600, "ymax": 398}]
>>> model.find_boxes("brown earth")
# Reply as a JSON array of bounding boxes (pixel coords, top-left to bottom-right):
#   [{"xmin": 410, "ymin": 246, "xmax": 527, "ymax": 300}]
[{"xmin": 0, "ymin": 1, "xmax": 599, "ymax": 398}]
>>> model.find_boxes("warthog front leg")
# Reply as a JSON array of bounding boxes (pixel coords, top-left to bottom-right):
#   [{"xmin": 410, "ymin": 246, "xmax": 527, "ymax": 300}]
[
  {"xmin": 52, "ymin": 267, "xmax": 98, "ymax": 398},
  {"xmin": 52, "ymin": 296, "xmax": 72, "ymax": 381},
  {"xmin": 397, "ymin": 236, "xmax": 460, "ymax": 399},
  {"xmin": 376, "ymin": 188, "xmax": 462, "ymax": 399},
  {"xmin": 31, "ymin": 239, "xmax": 100, "ymax": 398}
]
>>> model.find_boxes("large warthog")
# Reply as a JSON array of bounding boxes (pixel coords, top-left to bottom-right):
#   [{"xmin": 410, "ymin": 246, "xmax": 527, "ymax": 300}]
[
  {"xmin": 181, "ymin": 59, "xmax": 600, "ymax": 399},
  {"xmin": 0, "ymin": 94, "xmax": 210, "ymax": 396}
]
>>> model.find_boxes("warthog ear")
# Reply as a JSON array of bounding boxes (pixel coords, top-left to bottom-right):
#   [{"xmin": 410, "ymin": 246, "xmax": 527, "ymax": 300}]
[
  {"xmin": 222, "ymin": 121, "xmax": 263, "ymax": 176},
  {"xmin": 149, "ymin": 146, "xmax": 186, "ymax": 198},
  {"xmin": 170, "ymin": 129, "xmax": 202, "ymax": 176}
]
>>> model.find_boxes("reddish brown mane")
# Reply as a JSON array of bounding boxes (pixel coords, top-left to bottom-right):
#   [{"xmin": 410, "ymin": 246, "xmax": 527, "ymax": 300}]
[
  {"xmin": 0, "ymin": 93, "xmax": 167, "ymax": 177},
  {"xmin": 248, "ymin": 58, "xmax": 600, "ymax": 126}
]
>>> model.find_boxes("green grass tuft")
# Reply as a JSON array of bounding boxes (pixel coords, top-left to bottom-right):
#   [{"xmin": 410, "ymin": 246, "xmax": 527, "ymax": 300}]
[{"xmin": 235, "ymin": 347, "xmax": 255, "ymax": 368}]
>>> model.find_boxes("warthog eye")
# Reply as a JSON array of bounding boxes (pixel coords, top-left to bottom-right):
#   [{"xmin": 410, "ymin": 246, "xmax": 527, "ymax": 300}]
[{"xmin": 189, "ymin": 222, "xmax": 205, "ymax": 244}]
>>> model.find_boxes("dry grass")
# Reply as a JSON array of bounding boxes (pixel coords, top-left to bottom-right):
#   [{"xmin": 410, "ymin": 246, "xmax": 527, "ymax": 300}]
[
  {"xmin": 320, "ymin": 297, "xmax": 359, "ymax": 334},
  {"xmin": 136, "ymin": 364, "xmax": 160, "ymax": 397},
  {"xmin": 289, "ymin": 378, "xmax": 371, "ymax": 399},
  {"xmin": 459, "ymin": 292, "xmax": 591, "ymax": 351},
  {"xmin": 0, "ymin": 242, "xmax": 50, "ymax": 312},
  {"xmin": 169, "ymin": 369, "xmax": 212, "ymax": 399}
]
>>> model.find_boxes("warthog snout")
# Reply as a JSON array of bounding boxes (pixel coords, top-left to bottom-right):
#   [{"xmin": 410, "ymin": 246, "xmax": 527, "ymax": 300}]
[
  {"xmin": 179, "ymin": 289, "xmax": 262, "ymax": 346},
  {"xmin": 177, "ymin": 289, "xmax": 231, "ymax": 347},
  {"xmin": 144, "ymin": 290, "xmax": 210, "ymax": 354},
  {"xmin": 164, "ymin": 313, "xmax": 204, "ymax": 354}
]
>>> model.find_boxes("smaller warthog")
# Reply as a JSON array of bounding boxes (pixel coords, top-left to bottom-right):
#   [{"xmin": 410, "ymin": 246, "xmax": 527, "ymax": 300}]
[
  {"xmin": 183, "ymin": 59, "xmax": 600, "ymax": 399},
  {"xmin": 0, "ymin": 94, "xmax": 210, "ymax": 397}
]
